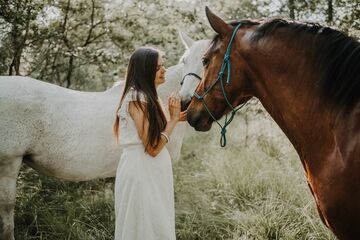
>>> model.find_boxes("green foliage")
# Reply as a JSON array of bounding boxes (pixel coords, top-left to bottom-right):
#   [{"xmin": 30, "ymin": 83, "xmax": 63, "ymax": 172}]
[
  {"xmin": 336, "ymin": 0, "xmax": 360, "ymax": 36},
  {"xmin": 0, "ymin": 0, "xmax": 46, "ymax": 75},
  {"xmin": 0, "ymin": 0, "xmax": 358, "ymax": 90}
]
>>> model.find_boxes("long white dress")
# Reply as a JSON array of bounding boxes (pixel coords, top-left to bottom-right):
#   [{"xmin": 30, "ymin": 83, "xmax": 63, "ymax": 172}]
[{"xmin": 114, "ymin": 88, "xmax": 176, "ymax": 240}]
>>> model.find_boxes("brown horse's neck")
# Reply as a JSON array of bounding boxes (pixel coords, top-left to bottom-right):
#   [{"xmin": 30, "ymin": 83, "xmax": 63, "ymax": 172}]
[
  {"xmin": 242, "ymin": 37, "xmax": 348, "ymax": 174},
  {"xmin": 235, "ymin": 23, "xmax": 360, "ymax": 239}
]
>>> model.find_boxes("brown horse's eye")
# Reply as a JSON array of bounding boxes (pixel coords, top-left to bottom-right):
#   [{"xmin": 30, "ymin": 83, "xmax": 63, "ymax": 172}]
[{"xmin": 202, "ymin": 58, "xmax": 209, "ymax": 67}]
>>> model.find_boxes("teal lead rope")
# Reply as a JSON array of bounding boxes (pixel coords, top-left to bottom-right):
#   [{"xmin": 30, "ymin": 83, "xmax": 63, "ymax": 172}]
[{"xmin": 193, "ymin": 23, "xmax": 246, "ymax": 147}]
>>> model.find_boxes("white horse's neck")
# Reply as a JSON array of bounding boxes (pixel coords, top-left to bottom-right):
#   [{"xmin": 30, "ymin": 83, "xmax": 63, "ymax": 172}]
[{"xmin": 158, "ymin": 64, "xmax": 183, "ymax": 100}]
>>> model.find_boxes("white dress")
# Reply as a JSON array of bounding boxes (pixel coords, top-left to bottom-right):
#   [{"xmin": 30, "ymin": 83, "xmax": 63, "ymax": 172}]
[{"xmin": 114, "ymin": 88, "xmax": 176, "ymax": 240}]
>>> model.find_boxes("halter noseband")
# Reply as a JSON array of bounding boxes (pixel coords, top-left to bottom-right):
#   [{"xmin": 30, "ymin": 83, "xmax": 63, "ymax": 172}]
[
  {"xmin": 193, "ymin": 23, "xmax": 246, "ymax": 147},
  {"xmin": 180, "ymin": 72, "xmax": 202, "ymax": 86}
]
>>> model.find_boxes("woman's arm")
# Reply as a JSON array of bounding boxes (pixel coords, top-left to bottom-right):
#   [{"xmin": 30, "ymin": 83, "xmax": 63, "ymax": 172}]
[{"xmin": 128, "ymin": 96, "xmax": 181, "ymax": 157}]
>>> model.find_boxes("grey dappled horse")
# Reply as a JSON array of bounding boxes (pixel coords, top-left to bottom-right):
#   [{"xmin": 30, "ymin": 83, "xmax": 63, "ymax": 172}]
[{"xmin": 0, "ymin": 33, "xmax": 209, "ymax": 240}]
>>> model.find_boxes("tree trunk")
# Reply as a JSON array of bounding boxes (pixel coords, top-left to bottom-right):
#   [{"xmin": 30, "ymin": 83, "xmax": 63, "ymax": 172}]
[
  {"xmin": 8, "ymin": 38, "xmax": 22, "ymax": 75},
  {"xmin": 65, "ymin": 55, "xmax": 74, "ymax": 88},
  {"xmin": 8, "ymin": 5, "xmax": 32, "ymax": 76},
  {"xmin": 9, "ymin": 59, "xmax": 15, "ymax": 76},
  {"xmin": 327, "ymin": 0, "xmax": 333, "ymax": 24},
  {"xmin": 8, "ymin": 23, "xmax": 21, "ymax": 75},
  {"xmin": 288, "ymin": 0, "xmax": 295, "ymax": 20}
]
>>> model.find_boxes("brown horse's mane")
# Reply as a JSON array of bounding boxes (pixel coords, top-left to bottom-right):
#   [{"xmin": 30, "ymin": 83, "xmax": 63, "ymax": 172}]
[{"xmin": 209, "ymin": 19, "xmax": 360, "ymax": 109}]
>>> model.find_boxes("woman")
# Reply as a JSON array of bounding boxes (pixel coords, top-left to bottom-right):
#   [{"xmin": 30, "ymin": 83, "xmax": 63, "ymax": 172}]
[{"xmin": 113, "ymin": 47, "xmax": 185, "ymax": 240}]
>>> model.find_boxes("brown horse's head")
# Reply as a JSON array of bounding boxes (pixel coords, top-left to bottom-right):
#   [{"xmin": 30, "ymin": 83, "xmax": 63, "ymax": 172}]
[{"xmin": 187, "ymin": 7, "xmax": 255, "ymax": 131}]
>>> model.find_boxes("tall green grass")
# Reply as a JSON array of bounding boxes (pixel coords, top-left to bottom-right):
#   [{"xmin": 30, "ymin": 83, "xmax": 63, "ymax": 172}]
[
  {"xmin": 15, "ymin": 168, "xmax": 114, "ymax": 239},
  {"xmin": 15, "ymin": 112, "xmax": 336, "ymax": 239},
  {"xmin": 174, "ymin": 128, "xmax": 335, "ymax": 240}
]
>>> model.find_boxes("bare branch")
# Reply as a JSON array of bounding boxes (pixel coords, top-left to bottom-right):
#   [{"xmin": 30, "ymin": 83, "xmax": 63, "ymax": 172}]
[
  {"xmin": 61, "ymin": 0, "xmax": 72, "ymax": 49},
  {"xmin": 83, "ymin": 0, "xmax": 95, "ymax": 46},
  {"xmin": 83, "ymin": 31, "xmax": 107, "ymax": 45}
]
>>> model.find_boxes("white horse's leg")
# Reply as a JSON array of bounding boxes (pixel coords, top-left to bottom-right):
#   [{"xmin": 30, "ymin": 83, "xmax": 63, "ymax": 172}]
[{"xmin": 0, "ymin": 157, "xmax": 22, "ymax": 240}]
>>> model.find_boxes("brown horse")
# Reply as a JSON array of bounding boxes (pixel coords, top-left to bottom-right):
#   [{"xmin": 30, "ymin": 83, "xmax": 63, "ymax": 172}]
[{"xmin": 187, "ymin": 7, "xmax": 360, "ymax": 240}]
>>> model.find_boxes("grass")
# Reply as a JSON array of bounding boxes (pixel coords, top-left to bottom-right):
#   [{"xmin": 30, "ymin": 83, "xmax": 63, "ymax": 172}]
[
  {"xmin": 15, "ymin": 170, "xmax": 114, "ymax": 240},
  {"xmin": 14, "ymin": 109, "xmax": 336, "ymax": 240}
]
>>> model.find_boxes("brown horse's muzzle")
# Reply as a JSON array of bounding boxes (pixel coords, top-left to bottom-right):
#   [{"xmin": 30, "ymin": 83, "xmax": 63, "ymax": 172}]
[{"xmin": 186, "ymin": 106, "xmax": 213, "ymax": 131}]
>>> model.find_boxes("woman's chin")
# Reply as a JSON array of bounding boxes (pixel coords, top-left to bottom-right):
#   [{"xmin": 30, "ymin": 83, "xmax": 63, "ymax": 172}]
[{"xmin": 156, "ymin": 79, "xmax": 165, "ymax": 87}]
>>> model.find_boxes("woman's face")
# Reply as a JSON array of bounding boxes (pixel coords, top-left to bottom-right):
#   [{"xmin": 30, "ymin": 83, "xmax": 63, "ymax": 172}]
[{"xmin": 154, "ymin": 55, "xmax": 166, "ymax": 87}]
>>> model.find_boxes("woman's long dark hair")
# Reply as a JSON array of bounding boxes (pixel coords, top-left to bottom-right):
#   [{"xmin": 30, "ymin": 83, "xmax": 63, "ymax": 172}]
[{"xmin": 113, "ymin": 47, "xmax": 167, "ymax": 151}]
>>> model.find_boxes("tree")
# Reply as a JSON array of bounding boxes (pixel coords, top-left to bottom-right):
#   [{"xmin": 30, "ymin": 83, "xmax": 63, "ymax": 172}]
[
  {"xmin": 28, "ymin": 0, "xmax": 122, "ymax": 89},
  {"xmin": 0, "ymin": 0, "xmax": 44, "ymax": 75},
  {"xmin": 1, "ymin": 0, "xmax": 358, "ymax": 91},
  {"xmin": 288, "ymin": 0, "xmax": 295, "ymax": 19},
  {"xmin": 328, "ymin": 0, "xmax": 333, "ymax": 24}
]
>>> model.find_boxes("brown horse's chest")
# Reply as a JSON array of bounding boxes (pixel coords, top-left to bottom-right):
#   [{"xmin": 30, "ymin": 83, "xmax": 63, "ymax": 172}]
[
  {"xmin": 304, "ymin": 161, "xmax": 332, "ymax": 228},
  {"xmin": 303, "ymin": 143, "xmax": 360, "ymax": 239}
]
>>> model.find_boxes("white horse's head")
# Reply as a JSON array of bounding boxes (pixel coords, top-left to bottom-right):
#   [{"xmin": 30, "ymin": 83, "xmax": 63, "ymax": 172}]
[{"xmin": 178, "ymin": 31, "xmax": 210, "ymax": 110}]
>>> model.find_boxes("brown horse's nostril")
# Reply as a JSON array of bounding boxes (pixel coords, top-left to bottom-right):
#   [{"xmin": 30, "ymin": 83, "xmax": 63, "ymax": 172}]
[
  {"xmin": 187, "ymin": 110, "xmax": 201, "ymax": 128},
  {"xmin": 187, "ymin": 107, "xmax": 213, "ymax": 132}
]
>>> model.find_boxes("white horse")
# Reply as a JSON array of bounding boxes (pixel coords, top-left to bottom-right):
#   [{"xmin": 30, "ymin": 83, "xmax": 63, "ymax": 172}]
[
  {"xmin": 0, "ymin": 33, "xmax": 209, "ymax": 240},
  {"xmin": 178, "ymin": 32, "xmax": 210, "ymax": 107}
]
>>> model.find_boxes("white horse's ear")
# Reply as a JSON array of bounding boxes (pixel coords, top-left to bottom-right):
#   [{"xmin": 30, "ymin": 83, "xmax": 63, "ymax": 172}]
[
  {"xmin": 178, "ymin": 30, "xmax": 194, "ymax": 49},
  {"xmin": 205, "ymin": 6, "xmax": 231, "ymax": 36}
]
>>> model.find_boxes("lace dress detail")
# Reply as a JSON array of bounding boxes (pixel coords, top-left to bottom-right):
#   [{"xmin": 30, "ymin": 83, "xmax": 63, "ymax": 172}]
[{"xmin": 117, "ymin": 88, "xmax": 147, "ymax": 147}]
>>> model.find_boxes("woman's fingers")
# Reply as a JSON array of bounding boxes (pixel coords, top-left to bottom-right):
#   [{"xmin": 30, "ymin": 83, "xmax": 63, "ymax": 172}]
[
  {"xmin": 168, "ymin": 96, "xmax": 181, "ymax": 121},
  {"xmin": 179, "ymin": 111, "xmax": 187, "ymax": 121},
  {"xmin": 168, "ymin": 94, "xmax": 181, "ymax": 108},
  {"xmin": 169, "ymin": 92, "xmax": 180, "ymax": 100}
]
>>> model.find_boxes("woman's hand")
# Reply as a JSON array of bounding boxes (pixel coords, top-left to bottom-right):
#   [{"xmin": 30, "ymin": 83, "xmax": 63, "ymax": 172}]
[
  {"xmin": 168, "ymin": 93, "xmax": 181, "ymax": 122},
  {"xmin": 179, "ymin": 110, "xmax": 187, "ymax": 122}
]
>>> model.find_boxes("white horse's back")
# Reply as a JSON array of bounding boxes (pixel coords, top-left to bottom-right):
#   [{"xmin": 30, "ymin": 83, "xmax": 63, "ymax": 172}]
[
  {"xmin": 0, "ymin": 64, "xmax": 189, "ymax": 180},
  {"xmin": 0, "ymin": 77, "xmax": 62, "ymax": 159},
  {"xmin": 0, "ymin": 76, "xmax": 123, "ymax": 180}
]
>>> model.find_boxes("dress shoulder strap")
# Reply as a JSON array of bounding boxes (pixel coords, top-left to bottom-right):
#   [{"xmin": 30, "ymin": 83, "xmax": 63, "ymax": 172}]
[
  {"xmin": 117, "ymin": 88, "xmax": 147, "ymax": 118},
  {"xmin": 124, "ymin": 88, "xmax": 147, "ymax": 103}
]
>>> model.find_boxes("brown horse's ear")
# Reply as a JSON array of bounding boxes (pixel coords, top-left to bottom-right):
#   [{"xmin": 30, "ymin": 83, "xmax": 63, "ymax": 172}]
[{"xmin": 205, "ymin": 6, "xmax": 231, "ymax": 36}]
